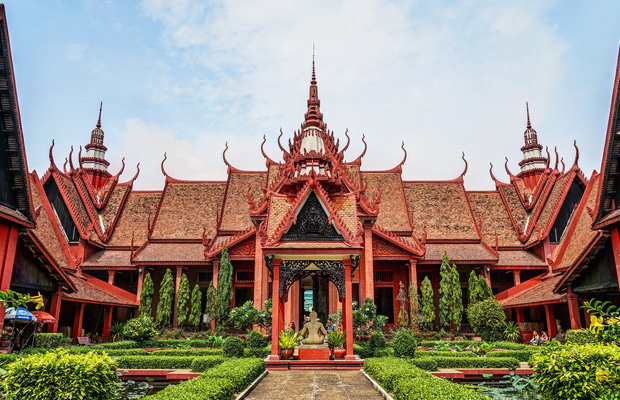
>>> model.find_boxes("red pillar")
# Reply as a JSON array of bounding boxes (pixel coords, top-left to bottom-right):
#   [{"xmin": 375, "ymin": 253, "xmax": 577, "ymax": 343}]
[
  {"xmin": 0, "ymin": 223, "xmax": 18, "ymax": 325},
  {"xmin": 102, "ymin": 306, "xmax": 114, "ymax": 342},
  {"xmin": 516, "ymin": 308, "xmax": 525, "ymax": 324},
  {"xmin": 364, "ymin": 225, "xmax": 374, "ymax": 300},
  {"xmin": 212, "ymin": 260, "xmax": 219, "ymax": 288},
  {"xmin": 253, "ymin": 238, "xmax": 263, "ymax": 308},
  {"xmin": 609, "ymin": 226, "xmax": 620, "ymax": 289},
  {"xmin": 72, "ymin": 302, "xmax": 86, "ymax": 344},
  {"xmin": 483, "ymin": 266, "xmax": 492, "ymax": 288},
  {"xmin": 408, "ymin": 260, "xmax": 418, "ymax": 326},
  {"xmin": 107, "ymin": 271, "xmax": 116, "ymax": 285},
  {"xmin": 513, "ymin": 270, "xmax": 521, "ymax": 286},
  {"xmin": 567, "ymin": 286, "xmax": 582, "ymax": 329},
  {"xmin": 544, "ymin": 304, "xmax": 557, "ymax": 338},
  {"xmin": 269, "ymin": 260, "xmax": 281, "ymax": 360},
  {"xmin": 49, "ymin": 288, "xmax": 63, "ymax": 333},
  {"xmin": 343, "ymin": 259, "xmax": 355, "ymax": 360},
  {"xmin": 135, "ymin": 268, "xmax": 146, "ymax": 314},
  {"xmin": 172, "ymin": 266, "xmax": 183, "ymax": 328}
]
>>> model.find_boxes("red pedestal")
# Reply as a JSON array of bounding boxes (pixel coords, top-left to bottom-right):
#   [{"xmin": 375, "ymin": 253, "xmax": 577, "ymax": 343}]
[{"xmin": 298, "ymin": 348, "xmax": 330, "ymax": 360}]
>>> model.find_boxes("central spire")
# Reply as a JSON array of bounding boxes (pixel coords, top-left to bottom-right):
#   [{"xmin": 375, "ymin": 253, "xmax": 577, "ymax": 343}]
[{"xmin": 303, "ymin": 56, "xmax": 323, "ymax": 129}]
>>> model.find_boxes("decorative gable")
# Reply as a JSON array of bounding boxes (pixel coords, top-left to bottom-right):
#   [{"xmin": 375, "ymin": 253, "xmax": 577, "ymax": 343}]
[{"xmin": 281, "ymin": 192, "xmax": 343, "ymax": 241}]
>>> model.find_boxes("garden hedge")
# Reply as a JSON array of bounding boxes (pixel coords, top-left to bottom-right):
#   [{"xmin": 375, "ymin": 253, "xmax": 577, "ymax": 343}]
[
  {"xmin": 34, "ymin": 333, "xmax": 64, "ymax": 348},
  {"xmin": 416, "ymin": 349, "xmax": 537, "ymax": 363},
  {"xmin": 364, "ymin": 358, "xmax": 487, "ymax": 399},
  {"xmin": 416, "ymin": 356, "xmax": 519, "ymax": 370},
  {"xmin": 115, "ymin": 355, "xmax": 224, "ymax": 370},
  {"xmin": 150, "ymin": 348, "xmax": 224, "ymax": 357},
  {"xmin": 144, "ymin": 358, "xmax": 265, "ymax": 400},
  {"xmin": 137, "ymin": 339, "xmax": 212, "ymax": 348},
  {"xmin": 21, "ymin": 346, "xmax": 149, "ymax": 356}
]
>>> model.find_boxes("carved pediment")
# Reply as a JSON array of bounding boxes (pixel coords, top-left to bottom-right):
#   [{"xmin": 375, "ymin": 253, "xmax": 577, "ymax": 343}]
[{"xmin": 281, "ymin": 192, "xmax": 343, "ymax": 241}]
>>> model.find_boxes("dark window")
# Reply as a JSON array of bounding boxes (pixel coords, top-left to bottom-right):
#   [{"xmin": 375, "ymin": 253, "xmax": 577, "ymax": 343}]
[
  {"xmin": 374, "ymin": 287, "xmax": 394, "ymax": 324},
  {"xmin": 549, "ymin": 180, "xmax": 586, "ymax": 243},
  {"xmin": 235, "ymin": 270, "xmax": 254, "ymax": 283},
  {"xmin": 198, "ymin": 271, "xmax": 213, "ymax": 283},
  {"xmin": 44, "ymin": 179, "xmax": 79, "ymax": 243},
  {"xmin": 374, "ymin": 271, "xmax": 393, "ymax": 283},
  {"xmin": 234, "ymin": 287, "xmax": 254, "ymax": 307}
]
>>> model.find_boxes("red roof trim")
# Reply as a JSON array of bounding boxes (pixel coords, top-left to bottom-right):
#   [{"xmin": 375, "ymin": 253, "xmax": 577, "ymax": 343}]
[{"xmin": 26, "ymin": 231, "xmax": 77, "ymax": 292}]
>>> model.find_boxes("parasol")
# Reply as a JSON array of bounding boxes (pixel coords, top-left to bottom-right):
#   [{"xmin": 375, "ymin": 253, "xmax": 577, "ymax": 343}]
[{"xmin": 31, "ymin": 311, "xmax": 56, "ymax": 324}]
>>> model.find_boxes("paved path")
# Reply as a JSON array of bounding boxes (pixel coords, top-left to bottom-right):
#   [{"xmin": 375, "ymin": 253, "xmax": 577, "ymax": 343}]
[{"xmin": 245, "ymin": 370, "xmax": 384, "ymax": 400}]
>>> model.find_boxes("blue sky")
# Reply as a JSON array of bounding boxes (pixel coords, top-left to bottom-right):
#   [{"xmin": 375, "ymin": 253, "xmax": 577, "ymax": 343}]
[{"xmin": 5, "ymin": 1, "xmax": 620, "ymax": 190}]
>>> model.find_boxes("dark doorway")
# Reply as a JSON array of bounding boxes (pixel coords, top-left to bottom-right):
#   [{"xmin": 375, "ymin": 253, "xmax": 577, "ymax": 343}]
[
  {"xmin": 234, "ymin": 287, "xmax": 254, "ymax": 307},
  {"xmin": 374, "ymin": 287, "xmax": 394, "ymax": 324},
  {"xmin": 298, "ymin": 274, "xmax": 330, "ymax": 327}
]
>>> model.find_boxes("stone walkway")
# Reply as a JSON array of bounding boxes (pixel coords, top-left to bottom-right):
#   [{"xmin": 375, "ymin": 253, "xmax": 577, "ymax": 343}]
[{"xmin": 244, "ymin": 370, "xmax": 385, "ymax": 400}]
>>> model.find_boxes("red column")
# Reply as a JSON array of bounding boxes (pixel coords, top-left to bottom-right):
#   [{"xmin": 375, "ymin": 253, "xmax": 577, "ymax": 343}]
[
  {"xmin": 513, "ymin": 270, "xmax": 521, "ymax": 286},
  {"xmin": 135, "ymin": 268, "xmax": 146, "ymax": 313},
  {"xmin": 212, "ymin": 260, "xmax": 219, "ymax": 288},
  {"xmin": 72, "ymin": 303, "xmax": 86, "ymax": 344},
  {"xmin": 408, "ymin": 260, "xmax": 418, "ymax": 326},
  {"xmin": 173, "ymin": 266, "xmax": 183, "ymax": 328},
  {"xmin": 253, "ymin": 239, "xmax": 263, "ymax": 308},
  {"xmin": 269, "ymin": 260, "xmax": 281, "ymax": 360},
  {"xmin": 516, "ymin": 308, "xmax": 525, "ymax": 324},
  {"xmin": 49, "ymin": 288, "xmax": 63, "ymax": 333},
  {"xmin": 343, "ymin": 259, "xmax": 355, "ymax": 360},
  {"xmin": 107, "ymin": 271, "xmax": 116, "ymax": 285},
  {"xmin": 567, "ymin": 286, "xmax": 581, "ymax": 329},
  {"xmin": 483, "ymin": 266, "xmax": 492, "ymax": 288},
  {"xmin": 544, "ymin": 304, "xmax": 557, "ymax": 338},
  {"xmin": 609, "ymin": 226, "xmax": 620, "ymax": 289},
  {"xmin": 364, "ymin": 225, "xmax": 374, "ymax": 300},
  {"xmin": 0, "ymin": 223, "xmax": 18, "ymax": 325},
  {"xmin": 102, "ymin": 306, "xmax": 114, "ymax": 342}
]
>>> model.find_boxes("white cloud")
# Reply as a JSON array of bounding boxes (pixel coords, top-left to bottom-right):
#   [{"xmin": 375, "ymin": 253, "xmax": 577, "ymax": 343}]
[{"xmin": 64, "ymin": 44, "xmax": 88, "ymax": 61}]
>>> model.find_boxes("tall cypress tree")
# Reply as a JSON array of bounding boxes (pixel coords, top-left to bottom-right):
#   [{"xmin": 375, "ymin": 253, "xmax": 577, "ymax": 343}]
[
  {"xmin": 451, "ymin": 264, "xmax": 463, "ymax": 334},
  {"xmin": 176, "ymin": 273, "xmax": 190, "ymax": 327},
  {"xmin": 478, "ymin": 275, "xmax": 494, "ymax": 300},
  {"xmin": 468, "ymin": 270, "xmax": 481, "ymax": 303},
  {"xmin": 204, "ymin": 281, "xmax": 217, "ymax": 326},
  {"xmin": 215, "ymin": 246, "xmax": 233, "ymax": 333},
  {"xmin": 420, "ymin": 277, "xmax": 435, "ymax": 332},
  {"xmin": 139, "ymin": 272, "xmax": 154, "ymax": 316},
  {"xmin": 190, "ymin": 284, "xmax": 202, "ymax": 327},
  {"xmin": 156, "ymin": 268, "xmax": 175, "ymax": 328},
  {"xmin": 438, "ymin": 252, "xmax": 453, "ymax": 331}
]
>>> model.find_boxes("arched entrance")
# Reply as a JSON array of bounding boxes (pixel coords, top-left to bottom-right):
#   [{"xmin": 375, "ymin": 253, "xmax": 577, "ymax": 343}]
[{"xmin": 266, "ymin": 255, "xmax": 359, "ymax": 361}]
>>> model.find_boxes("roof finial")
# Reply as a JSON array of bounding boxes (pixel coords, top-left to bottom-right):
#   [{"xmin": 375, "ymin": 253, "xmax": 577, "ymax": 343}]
[
  {"xmin": 311, "ymin": 43, "xmax": 316, "ymax": 85},
  {"xmin": 97, "ymin": 101, "xmax": 102, "ymax": 129},
  {"xmin": 526, "ymin": 101, "xmax": 531, "ymax": 129}
]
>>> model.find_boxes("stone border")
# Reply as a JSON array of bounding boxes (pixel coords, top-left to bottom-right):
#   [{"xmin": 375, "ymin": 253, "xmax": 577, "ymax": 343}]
[
  {"xmin": 235, "ymin": 370, "xmax": 269, "ymax": 400},
  {"xmin": 361, "ymin": 369, "xmax": 394, "ymax": 400}
]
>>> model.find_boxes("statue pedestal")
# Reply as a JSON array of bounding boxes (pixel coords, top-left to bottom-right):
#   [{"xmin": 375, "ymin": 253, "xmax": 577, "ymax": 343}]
[{"xmin": 298, "ymin": 344, "xmax": 330, "ymax": 361}]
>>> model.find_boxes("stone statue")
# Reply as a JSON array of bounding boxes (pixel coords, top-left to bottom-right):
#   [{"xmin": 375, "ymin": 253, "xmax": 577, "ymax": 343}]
[{"xmin": 300, "ymin": 311, "xmax": 327, "ymax": 345}]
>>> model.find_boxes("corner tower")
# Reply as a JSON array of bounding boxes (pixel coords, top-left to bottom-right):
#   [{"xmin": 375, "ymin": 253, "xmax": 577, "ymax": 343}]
[
  {"xmin": 517, "ymin": 103, "xmax": 546, "ymax": 189},
  {"xmin": 80, "ymin": 102, "xmax": 111, "ymax": 190}
]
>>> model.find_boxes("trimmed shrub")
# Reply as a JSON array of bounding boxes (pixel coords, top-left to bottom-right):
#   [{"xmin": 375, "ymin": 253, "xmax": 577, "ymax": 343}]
[
  {"xmin": 408, "ymin": 357, "xmax": 438, "ymax": 371},
  {"xmin": 115, "ymin": 355, "xmax": 224, "ymax": 370},
  {"xmin": 223, "ymin": 336, "xmax": 244, "ymax": 358},
  {"xmin": 123, "ymin": 315, "xmax": 157, "ymax": 341},
  {"xmin": 368, "ymin": 332, "xmax": 387, "ymax": 352},
  {"xmin": 565, "ymin": 329, "xmax": 598, "ymax": 345},
  {"xmin": 245, "ymin": 347, "xmax": 270, "ymax": 358},
  {"xmin": 144, "ymin": 357, "xmax": 264, "ymax": 400},
  {"xmin": 35, "ymin": 333, "xmax": 64, "ymax": 348},
  {"xmin": 428, "ymin": 356, "xmax": 519, "ymax": 369},
  {"xmin": 374, "ymin": 348, "xmax": 393, "ymax": 357},
  {"xmin": 92, "ymin": 340, "xmax": 138, "ymax": 349},
  {"xmin": 354, "ymin": 343, "xmax": 372, "ymax": 359},
  {"xmin": 245, "ymin": 330, "xmax": 267, "ymax": 349},
  {"xmin": 364, "ymin": 357, "xmax": 427, "ymax": 392},
  {"xmin": 531, "ymin": 342, "xmax": 620, "ymax": 399},
  {"xmin": 392, "ymin": 328, "xmax": 417, "ymax": 358},
  {"xmin": 0, "ymin": 353, "xmax": 17, "ymax": 367},
  {"xmin": 189, "ymin": 356, "xmax": 227, "ymax": 372},
  {"xmin": 137, "ymin": 339, "xmax": 211, "ymax": 348},
  {"xmin": 467, "ymin": 297, "xmax": 506, "ymax": 336},
  {"xmin": 151, "ymin": 348, "xmax": 224, "ymax": 357},
  {"xmin": 2, "ymin": 349, "xmax": 118, "ymax": 400}
]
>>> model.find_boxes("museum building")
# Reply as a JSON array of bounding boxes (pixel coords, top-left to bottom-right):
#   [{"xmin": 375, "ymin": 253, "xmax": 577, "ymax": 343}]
[{"xmin": 0, "ymin": 5, "xmax": 618, "ymax": 345}]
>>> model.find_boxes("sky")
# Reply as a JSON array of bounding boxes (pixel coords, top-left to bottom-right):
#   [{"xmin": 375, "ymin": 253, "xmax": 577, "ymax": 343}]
[{"xmin": 4, "ymin": 1, "xmax": 620, "ymax": 190}]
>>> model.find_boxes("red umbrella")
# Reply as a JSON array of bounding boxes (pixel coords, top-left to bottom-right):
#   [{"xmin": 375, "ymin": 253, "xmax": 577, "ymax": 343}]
[{"xmin": 31, "ymin": 311, "xmax": 56, "ymax": 324}]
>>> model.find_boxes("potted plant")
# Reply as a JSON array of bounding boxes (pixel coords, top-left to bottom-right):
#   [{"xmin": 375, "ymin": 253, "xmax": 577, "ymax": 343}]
[
  {"xmin": 0, "ymin": 326, "xmax": 15, "ymax": 348},
  {"xmin": 325, "ymin": 328, "xmax": 346, "ymax": 358},
  {"xmin": 278, "ymin": 329, "xmax": 301, "ymax": 359},
  {"xmin": 503, "ymin": 321, "xmax": 521, "ymax": 343}
]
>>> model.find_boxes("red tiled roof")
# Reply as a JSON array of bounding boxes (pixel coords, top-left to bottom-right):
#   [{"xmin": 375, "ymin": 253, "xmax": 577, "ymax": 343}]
[
  {"xmin": 56, "ymin": 172, "xmax": 91, "ymax": 235},
  {"xmin": 467, "ymin": 191, "xmax": 521, "ymax": 247},
  {"xmin": 496, "ymin": 250, "xmax": 547, "ymax": 267},
  {"xmin": 421, "ymin": 243, "xmax": 497, "ymax": 263},
  {"xmin": 220, "ymin": 172, "xmax": 266, "ymax": 232},
  {"xmin": 99, "ymin": 184, "xmax": 130, "ymax": 234},
  {"xmin": 267, "ymin": 195, "xmax": 292, "ymax": 239},
  {"xmin": 132, "ymin": 242, "xmax": 206, "ymax": 264},
  {"xmin": 331, "ymin": 193, "xmax": 358, "ymax": 236},
  {"xmin": 0, "ymin": 204, "xmax": 31, "ymax": 226},
  {"xmin": 364, "ymin": 172, "xmax": 410, "ymax": 232},
  {"xmin": 498, "ymin": 185, "xmax": 528, "ymax": 235},
  {"xmin": 500, "ymin": 273, "xmax": 565, "ymax": 307},
  {"xmin": 152, "ymin": 181, "xmax": 225, "ymax": 239},
  {"xmin": 64, "ymin": 273, "xmax": 137, "ymax": 306},
  {"xmin": 107, "ymin": 192, "xmax": 161, "ymax": 246},
  {"xmin": 81, "ymin": 250, "xmax": 132, "ymax": 268},
  {"xmin": 533, "ymin": 174, "xmax": 572, "ymax": 236},
  {"xmin": 403, "ymin": 182, "xmax": 478, "ymax": 240}
]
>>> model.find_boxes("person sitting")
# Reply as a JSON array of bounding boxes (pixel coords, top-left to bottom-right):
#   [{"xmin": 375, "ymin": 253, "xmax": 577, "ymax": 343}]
[
  {"xmin": 326, "ymin": 318, "xmax": 337, "ymax": 334},
  {"xmin": 540, "ymin": 331, "xmax": 549, "ymax": 343},
  {"xmin": 530, "ymin": 331, "xmax": 541, "ymax": 346},
  {"xmin": 287, "ymin": 321, "xmax": 296, "ymax": 333}
]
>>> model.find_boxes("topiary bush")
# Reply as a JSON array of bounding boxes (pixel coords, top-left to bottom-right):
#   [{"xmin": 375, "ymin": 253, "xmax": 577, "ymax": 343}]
[
  {"xmin": 368, "ymin": 332, "xmax": 387, "ymax": 356},
  {"xmin": 35, "ymin": 333, "xmax": 64, "ymax": 348},
  {"xmin": 467, "ymin": 297, "xmax": 506, "ymax": 337},
  {"xmin": 391, "ymin": 328, "xmax": 417, "ymax": 358},
  {"xmin": 565, "ymin": 329, "xmax": 598, "ymax": 345},
  {"xmin": 531, "ymin": 342, "xmax": 620, "ymax": 399},
  {"xmin": 223, "ymin": 336, "xmax": 244, "ymax": 358},
  {"xmin": 123, "ymin": 315, "xmax": 157, "ymax": 341},
  {"xmin": 1, "ymin": 349, "xmax": 119, "ymax": 400},
  {"xmin": 245, "ymin": 330, "xmax": 267, "ymax": 349}
]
